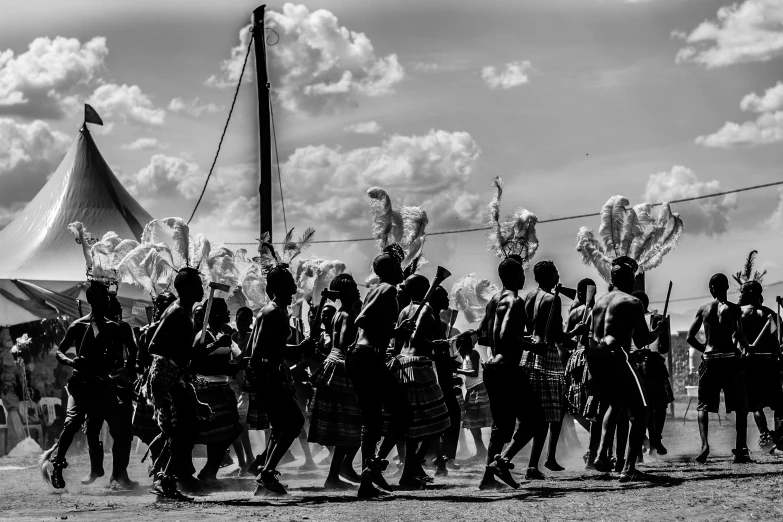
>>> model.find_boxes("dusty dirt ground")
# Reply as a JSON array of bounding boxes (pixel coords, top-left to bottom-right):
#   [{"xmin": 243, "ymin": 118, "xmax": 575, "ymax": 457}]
[{"xmin": 3, "ymin": 399, "xmax": 783, "ymax": 522}]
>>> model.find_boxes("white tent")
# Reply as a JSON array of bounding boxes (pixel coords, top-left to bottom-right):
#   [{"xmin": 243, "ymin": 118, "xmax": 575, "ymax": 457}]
[{"xmin": 0, "ymin": 124, "xmax": 154, "ymax": 327}]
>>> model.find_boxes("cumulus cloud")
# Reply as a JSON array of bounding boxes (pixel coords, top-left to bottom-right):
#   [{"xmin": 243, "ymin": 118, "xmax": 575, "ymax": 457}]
[
  {"xmin": 134, "ymin": 130, "xmax": 483, "ymax": 247},
  {"xmin": 696, "ymin": 82, "xmax": 783, "ymax": 147},
  {"xmin": 0, "ymin": 36, "xmax": 108, "ymax": 119},
  {"xmin": 481, "ymin": 61, "xmax": 532, "ymax": 90},
  {"xmin": 123, "ymin": 154, "xmax": 201, "ymax": 202},
  {"xmin": 168, "ymin": 97, "xmax": 223, "ymax": 117},
  {"xmin": 120, "ymin": 138, "xmax": 168, "ymax": 151},
  {"xmin": 88, "ymin": 83, "xmax": 166, "ymax": 126},
  {"xmin": 206, "ymin": 3, "xmax": 404, "ymax": 115},
  {"xmin": 674, "ymin": 0, "xmax": 783, "ymax": 68},
  {"xmin": 344, "ymin": 121, "xmax": 382, "ymax": 134},
  {"xmin": 0, "ymin": 118, "xmax": 70, "ymax": 216},
  {"xmin": 642, "ymin": 165, "xmax": 736, "ymax": 235}
]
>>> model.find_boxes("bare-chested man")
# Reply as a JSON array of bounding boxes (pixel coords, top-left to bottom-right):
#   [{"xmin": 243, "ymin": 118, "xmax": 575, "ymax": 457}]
[
  {"xmin": 686, "ymin": 273, "xmax": 750, "ymax": 464},
  {"xmin": 738, "ymin": 281, "xmax": 781, "ymax": 453},
  {"xmin": 346, "ymin": 247, "xmax": 414, "ymax": 498},
  {"xmin": 587, "ymin": 257, "xmax": 667, "ymax": 481},
  {"xmin": 479, "ymin": 255, "xmax": 547, "ymax": 490}
]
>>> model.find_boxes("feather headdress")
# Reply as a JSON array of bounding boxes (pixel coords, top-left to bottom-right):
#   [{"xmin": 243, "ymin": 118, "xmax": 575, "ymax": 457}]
[
  {"xmin": 366, "ymin": 187, "xmax": 429, "ymax": 285},
  {"xmin": 451, "ymin": 274, "xmax": 500, "ymax": 324},
  {"xmin": 733, "ymin": 250, "xmax": 766, "ymax": 288},
  {"xmin": 485, "ymin": 177, "xmax": 539, "ymax": 265},
  {"xmin": 117, "ymin": 243, "xmax": 176, "ymax": 296},
  {"xmin": 296, "ymin": 255, "xmax": 347, "ymax": 304},
  {"xmin": 575, "ymin": 195, "xmax": 684, "ymax": 283},
  {"xmin": 238, "ymin": 229, "xmax": 315, "ymax": 309},
  {"xmin": 206, "ymin": 245, "xmax": 241, "ymax": 298},
  {"xmin": 67, "ymin": 222, "xmax": 140, "ymax": 285}
]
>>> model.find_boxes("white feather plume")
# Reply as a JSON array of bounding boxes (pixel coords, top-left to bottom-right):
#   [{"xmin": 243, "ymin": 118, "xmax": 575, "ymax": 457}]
[{"xmin": 451, "ymin": 274, "xmax": 500, "ymax": 324}]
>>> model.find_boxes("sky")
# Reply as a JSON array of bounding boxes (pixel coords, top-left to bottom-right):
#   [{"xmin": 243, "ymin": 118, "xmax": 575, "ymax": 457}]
[{"xmin": 1, "ymin": 0, "xmax": 782, "ymax": 332}]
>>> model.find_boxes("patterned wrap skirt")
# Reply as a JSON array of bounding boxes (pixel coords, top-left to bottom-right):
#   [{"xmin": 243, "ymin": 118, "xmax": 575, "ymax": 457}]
[
  {"xmin": 525, "ymin": 367, "xmax": 566, "ymax": 423},
  {"xmin": 386, "ymin": 355, "xmax": 451, "ymax": 440},
  {"xmin": 455, "ymin": 386, "xmax": 465, "ymax": 415},
  {"xmin": 132, "ymin": 399, "xmax": 159, "ymax": 444},
  {"xmin": 146, "ymin": 355, "xmax": 198, "ymax": 439},
  {"xmin": 246, "ymin": 394, "xmax": 271, "ymax": 430},
  {"xmin": 564, "ymin": 349, "xmax": 589, "ymax": 417},
  {"xmin": 194, "ymin": 380, "xmax": 243, "ymax": 445},
  {"xmin": 462, "ymin": 384, "xmax": 493, "ymax": 429},
  {"xmin": 307, "ymin": 349, "xmax": 363, "ymax": 446}
]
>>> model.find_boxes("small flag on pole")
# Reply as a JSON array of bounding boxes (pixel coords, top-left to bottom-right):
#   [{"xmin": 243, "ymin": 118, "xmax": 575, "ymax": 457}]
[{"xmin": 84, "ymin": 104, "xmax": 103, "ymax": 126}]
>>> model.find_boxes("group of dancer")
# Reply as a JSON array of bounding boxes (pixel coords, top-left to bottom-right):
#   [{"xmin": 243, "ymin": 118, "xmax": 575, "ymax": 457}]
[{"xmin": 39, "ymin": 187, "xmax": 783, "ymax": 501}]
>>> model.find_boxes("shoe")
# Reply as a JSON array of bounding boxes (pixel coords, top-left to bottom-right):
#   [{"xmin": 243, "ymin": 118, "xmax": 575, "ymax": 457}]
[
  {"xmin": 324, "ymin": 476, "xmax": 356, "ymax": 490},
  {"xmin": 759, "ymin": 432, "xmax": 775, "ymax": 452},
  {"xmin": 544, "ymin": 460, "xmax": 565, "ymax": 472},
  {"xmin": 618, "ymin": 469, "xmax": 649, "ymax": 483},
  {"xmin": 487, "ymin": 456, "xmax": 519, "ymax": 489},
  {"xmin": 593, "ymin": 456, "xmax": 612, "ymax": 473},
  {"xmin": 370, "ymin": 458, "xmax": 392, "ymax": 491},
  {"xmin": 177, "ymin": 475, "xmax": 202, "ymax": 494},
  {"xmin": 254, "ymin": 470, "xmax": 287, "ymax": 495},
  {"xmin": 247, "ymin": 455, "xmax": 265, "ymax": 476},
  {"xmin": 651, "ymin": 442, "xmax": 668, "ymax": 456},
  {"xmin": 446, "ymin": 459, "xmax": 461, "ymax": 471},
  {"xmin": 732, "ymin": 448, "xmax": 754, "ymax": 464},
  {"xmin": 151, "ymin": 473, "xmax": 192, "ymax": 501},
  {"xmin": 416, "ymin": 466, "xmax": 434, "ymax": 483},
  {"xmin": 357, "ymin": 478, "xmax": 388, "ymax": 498},
  {"xmin": 220, "ymin": 451, "xmax": 234, "ymax": 469},
  {"xmin": 434, "ymin": 456, "xmax": 448, "ymax": 477},
  {"xmin": 478, "ymin": 476, "xmax": 506, "ymax": 491},
  {"xmin": 398, "ymin": 474, "xmax": 426, "ymax": 490},
  {"xmin": 50, "ymin": 458, "xmax": 68, "ymax": 489},
  {"xmin": 525, "ymin": 467, "xmax": 546, "ymax": 480}
]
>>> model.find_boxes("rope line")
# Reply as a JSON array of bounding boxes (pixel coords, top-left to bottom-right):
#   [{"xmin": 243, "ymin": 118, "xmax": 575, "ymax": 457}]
[
  {"xmin": 224, "ymin": 178, "xmax": 783, "ymax": 245},
  {"xmin": 187, "ymin": 31, "xmax": 255, "ymax": 225}
]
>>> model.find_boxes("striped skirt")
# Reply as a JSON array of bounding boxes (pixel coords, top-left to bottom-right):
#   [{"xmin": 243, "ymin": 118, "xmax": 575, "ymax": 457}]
[
  {"xmin": 565, "ymin": 349, "xmax": 588, "ymax": 417},
  {"xmin": 308, "ymin": 350, "xmax": 362, "ymax": 446},
  {"xmin": 455, "ymin": 386, "xmax": 465, "ymax": 414},
  {"xmin": 388, "ymin": 356, "xmax": 451, "ymax": 440},
  {"xmin": 525, "ymin": 367, "xmax": 566, "ymax": 423},
  {"xmin": 132, "ymin": 400, "xmax": 159, "ymax": 444},
  {"xmin": 194, "ymin": 381, "xmax": 243, "ymax": 445},
  {"xmin": 463, "ymin": 384, "xmax": 493, "ymax": 429},
  {"xmin": 246, "ymin": 393, "xmax": 271, "ymax": 430}
]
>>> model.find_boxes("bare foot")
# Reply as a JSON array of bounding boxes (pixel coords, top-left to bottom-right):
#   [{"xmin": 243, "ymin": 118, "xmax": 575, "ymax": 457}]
[
  {"xmin": 324, "ymin": 477, "xmax": 357, "ymax": 490},
  {"xmin": 695, "ymin": 445, "xmax": 710, "ymax": 464},
  {"xmin": 544, "ymin": 460, "xmax": 565, "ymax": 472}
]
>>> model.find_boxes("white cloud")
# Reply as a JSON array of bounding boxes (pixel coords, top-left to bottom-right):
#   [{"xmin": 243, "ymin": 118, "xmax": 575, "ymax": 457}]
[
  {"xmin": 481, "ymin": 61, "xmax": 532, "ymax": 90},
  {"xmin": 0, "ymin": 36, "xmax": 108, "ymax": 119},
  {"xmin": 139, "ymin": 130, "xmax": 483, "ymax": 244},
  {"xmin": 123, "ymin": 154, "xmax": 200, "ymax": 201},
  {"xmin": 88, "ymin": 83, "xmax": 166, "ymax": 126},
  {"xmin": 207, "ymin": 4, "xmax": 404, "ymax": 115},
  {"xmin": 120, "ymin": 138, "xmax": 168, "ymax": 151},
  {"xmin": 414, "ymin": 62, "xmax": 439, "ymax": 72},
  {"xmin": 696, "ymin": 82, "xmax": 783, "ymax": 147},
  {"xmin": 740, "ymin": 81, "xmax": 783, "ymax": 112},
  {"xmin": 766, "ymin": 188, "xmax": 783, "ymax": 229},
  {"xmin": 344, "ymin": 121, "xmax": 382, "ymax": 134},
  {"xmin": 674, "ymin": 0, "xmax": 783, "ymax": 68},
  {"xmin": 642, "ymin": 165, "xmax": 736, "ymax": 235},
  {"xmin": 168, "ymin": 96, "xmax": 223, "ymax": 117},
  {"xmin": 0, "ymin": 118, "xmax": 70, "ymax": 210}
]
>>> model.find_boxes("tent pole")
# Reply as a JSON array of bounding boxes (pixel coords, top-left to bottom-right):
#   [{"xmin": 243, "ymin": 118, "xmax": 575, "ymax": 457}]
[{"xmin": 253, "ymin": 5, "xmax": 273, "ymax": 243}]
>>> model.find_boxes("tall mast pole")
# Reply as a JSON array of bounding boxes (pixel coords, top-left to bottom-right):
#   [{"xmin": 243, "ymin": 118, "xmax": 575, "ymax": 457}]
[{"xmin": 253, "ymin": 5, "xmax": 273, "ymax": 243}]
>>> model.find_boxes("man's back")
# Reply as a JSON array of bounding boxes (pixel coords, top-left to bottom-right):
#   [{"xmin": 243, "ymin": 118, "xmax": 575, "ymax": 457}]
[
  {"xmin": 492, "ymin": 289, "xmax": 527, "ymax": 365},
  {"xmin": 741, "ymin": 304, "xmax": 776, "ymax": 354},
  {"xmin": 699, "ymin": 299, "xmax": 740, "ymax": 354},
  {"xmin": 591, "ymin": 290, "xmax": 647, "ymax": 351}
]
